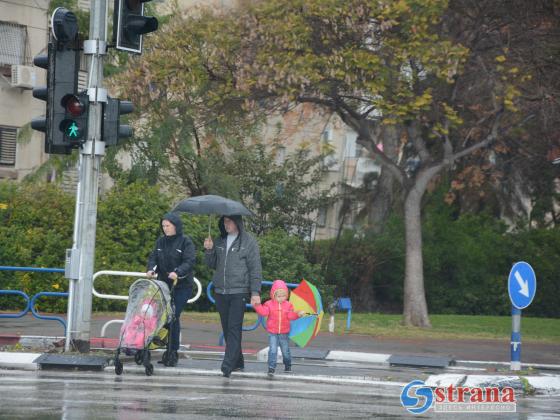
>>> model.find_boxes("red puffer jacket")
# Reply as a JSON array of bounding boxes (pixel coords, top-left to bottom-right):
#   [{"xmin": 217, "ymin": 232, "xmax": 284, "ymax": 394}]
[{"xmin": 253, "ymin": 280, "xmax": 300, "ymax": 334}]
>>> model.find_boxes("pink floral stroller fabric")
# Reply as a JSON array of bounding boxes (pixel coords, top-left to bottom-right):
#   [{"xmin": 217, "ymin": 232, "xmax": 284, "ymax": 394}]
[
  {"xmin": 119, "ymin": 279, "xmax": 172, "ymax": 350},
  {"xmin": 114, "ymin": 278, "xmax": 173, "ymax": 376}
]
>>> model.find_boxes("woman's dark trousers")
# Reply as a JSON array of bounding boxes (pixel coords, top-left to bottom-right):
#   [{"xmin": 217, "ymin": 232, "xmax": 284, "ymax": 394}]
[{"xmin": 170, "ymin": 286, "xmax": 192, "ymax": 351}]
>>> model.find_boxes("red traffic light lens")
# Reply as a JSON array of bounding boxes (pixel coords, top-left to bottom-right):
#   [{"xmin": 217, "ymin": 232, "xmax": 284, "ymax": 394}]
[{"xmin": 62, "ymin": 94, "xmax": 85, "ymax": 117}]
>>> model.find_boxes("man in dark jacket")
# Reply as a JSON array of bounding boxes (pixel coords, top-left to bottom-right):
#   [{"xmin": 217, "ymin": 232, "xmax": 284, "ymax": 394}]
[
  {"xmin": 147, "ymin": 212, "xmax": 196, "ymax": 366},
  {"xmin": 204, "ymin": 215, "xmax": 262, "ymax": 377}
]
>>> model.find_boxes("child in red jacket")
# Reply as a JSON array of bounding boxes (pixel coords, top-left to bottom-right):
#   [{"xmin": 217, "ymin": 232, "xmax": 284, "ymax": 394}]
[{"xmin": 253, "ymin": 279, "xmax": 305, "ymax": 376}]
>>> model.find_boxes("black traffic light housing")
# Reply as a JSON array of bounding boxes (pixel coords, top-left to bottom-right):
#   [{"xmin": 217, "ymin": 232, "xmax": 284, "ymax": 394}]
[
  {"xmin": 31, "ymin": 7, "xmax": 81, "ymax": 154},
  {"xmin": 103, "ymin": 98, "xmax": 134, "ymax": 146},
  {"xmin": 114, "ymin": 0, "xmax": 159, "ymax": 54}
]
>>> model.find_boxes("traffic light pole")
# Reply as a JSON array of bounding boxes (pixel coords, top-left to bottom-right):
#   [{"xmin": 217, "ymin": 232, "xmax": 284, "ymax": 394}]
[{"xmin": 65, "ymin": 0, "xmax": 108, "ymax": 353}]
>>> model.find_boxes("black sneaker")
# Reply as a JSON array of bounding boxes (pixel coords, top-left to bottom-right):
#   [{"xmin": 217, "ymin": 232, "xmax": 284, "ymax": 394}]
[
  {"xmin": 284, "ymin": 366, "xmax": 292, "ymax": 373},
  {"xmin": 267, "ymin": 368, "xmax": 275, "ymax": 377},
  {"xmin": 222, "ymin": 367, "xmax": 231, "ymax": 378}
]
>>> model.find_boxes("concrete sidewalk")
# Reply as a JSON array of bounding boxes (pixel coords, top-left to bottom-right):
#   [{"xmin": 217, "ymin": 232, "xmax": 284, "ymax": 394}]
[{"xmin": 1, "ymin": 313, "xmax": 560, "ymax": 395}]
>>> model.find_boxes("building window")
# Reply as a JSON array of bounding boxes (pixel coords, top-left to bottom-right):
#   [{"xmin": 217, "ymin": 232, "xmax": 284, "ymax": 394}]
[
  {"xmin": 275, "ymin": 146, "xmax": 286, "ymax": 165},
  {"xmin": 322, "ymin": 128, "xmax": 339, "ymax": 171},
  {"xmin": 0, "ymin": 126, "xmax": 17, "ymax": 166},
  {"xmin": 0, "ymin": 22, "xmax": 27, "ymax": 78},
  {"xmin": 317, "ymin": 207, "xmax": 327, "ymax": 227}
]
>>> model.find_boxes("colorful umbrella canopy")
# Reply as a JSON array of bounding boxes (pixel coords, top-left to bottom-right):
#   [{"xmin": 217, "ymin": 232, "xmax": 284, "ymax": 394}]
[{"xmin": 289, "ymin": 279, "xmax": 324, "ymax": 347}]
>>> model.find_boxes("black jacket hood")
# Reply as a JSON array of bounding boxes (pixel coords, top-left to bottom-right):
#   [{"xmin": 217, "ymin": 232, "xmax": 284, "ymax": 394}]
[
  {"xmin": 161, "ymin": 212, "xmax": 184, "ymax": 236},
  {"xmin": 218, "ymin": 215, "xmax": 244, "ymax": 238}
]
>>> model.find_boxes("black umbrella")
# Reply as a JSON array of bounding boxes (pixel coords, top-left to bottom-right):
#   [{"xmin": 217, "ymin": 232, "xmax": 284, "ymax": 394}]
[{"xmin": 172, "ymin": 195, "xmax": 253, "ymax": 235}]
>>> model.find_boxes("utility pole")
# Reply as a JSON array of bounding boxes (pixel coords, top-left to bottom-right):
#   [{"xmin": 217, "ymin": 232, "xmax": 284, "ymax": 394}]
[{"xmin": 66, "ymin": 0, "xmax": 108, "ymax": 352}]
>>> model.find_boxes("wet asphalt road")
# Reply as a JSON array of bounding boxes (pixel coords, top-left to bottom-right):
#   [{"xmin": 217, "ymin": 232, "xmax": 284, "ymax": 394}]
[{"xmin": 1, "ymin": 368, "xmax": 559, "ymax": 419}]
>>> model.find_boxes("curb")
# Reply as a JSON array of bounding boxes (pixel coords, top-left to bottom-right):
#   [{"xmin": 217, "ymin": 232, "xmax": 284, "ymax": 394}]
[
  {"xmin": 425, "ymin": 373, "xmax": 560, "ymax": 395},
  {"xmin": 2, "ymin": 351, "xmax": 559, "ymax": 394}
]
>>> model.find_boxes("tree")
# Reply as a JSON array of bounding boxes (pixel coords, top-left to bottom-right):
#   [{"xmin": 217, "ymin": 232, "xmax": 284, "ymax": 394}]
[
  {"xmin": 442, "ymin": 0, "xmax": 560, "ymax": 228},
  {"xmin": 217, "ymin": 0, "xmax": 536, "ymax": 327},
  {"xmin": 114, "ymin": 0, "xmax": 545, "ymax": 326},
  {"xmin": 134, "ymin": 1, "xmax": 466, "ymax": 326},
  {"xmin": 108, "ymin": 7, "xmax": 335, "ymax": 238}
]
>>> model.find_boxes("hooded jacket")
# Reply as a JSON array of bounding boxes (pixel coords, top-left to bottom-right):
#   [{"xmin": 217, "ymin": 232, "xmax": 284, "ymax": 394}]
[
  {"xmin": 204, "ymin": 215, "xmax": 262, "ymax": 296},
  {"xmin": 253, "ymin": 280, "xmax": 299, "ymax": 334},
  {"xmin": 147, "ymin": 212, "xmax": 196, "ymax": 290}
]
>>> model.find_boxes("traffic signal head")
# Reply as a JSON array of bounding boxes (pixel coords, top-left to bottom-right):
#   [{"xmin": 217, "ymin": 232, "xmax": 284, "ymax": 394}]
[
  {"xmin": 114, "ymin": 0, "xmax": 159, "ymax": 54},
  {"xmin": 31, "ymin": 8, "xmax": 80, "ymax": 154},
  {"xmin": 103, "ymin": 98, "xmax": 134, "ymax": 146}
]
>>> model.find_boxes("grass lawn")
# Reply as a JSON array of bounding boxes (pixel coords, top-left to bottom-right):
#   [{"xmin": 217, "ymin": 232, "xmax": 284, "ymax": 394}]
[
  {"xmin": 336, "ymin": 313, "xmax": 560, "ymax": 343},
  {"xmin": 172, "ymin": 311, "xmax": 560, "ymax": 343}
]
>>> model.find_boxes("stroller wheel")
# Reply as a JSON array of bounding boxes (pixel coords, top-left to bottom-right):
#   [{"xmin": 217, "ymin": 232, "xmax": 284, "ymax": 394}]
[
  {"xmin": 114, "ymin": 358, "xmax": 123, "ymax": 375},
  {"xmin": 145, "ymin": 363, "xmax": 154, "ymax": 376},
  {"xmin": 134, "ymin": 350, "xmax": 144, "ymax": 365}
]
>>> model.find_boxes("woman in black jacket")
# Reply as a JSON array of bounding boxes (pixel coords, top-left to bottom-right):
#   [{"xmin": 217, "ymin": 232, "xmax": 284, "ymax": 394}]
[{"xmin": 146, "ymin": 212, "xmax": 196, "ymax": 366}]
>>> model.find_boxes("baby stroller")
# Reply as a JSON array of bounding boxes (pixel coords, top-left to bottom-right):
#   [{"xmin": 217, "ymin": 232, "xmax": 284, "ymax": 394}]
[{"xmin": 114, "ymin": 278, "xmax": 175, "ymax": 376}]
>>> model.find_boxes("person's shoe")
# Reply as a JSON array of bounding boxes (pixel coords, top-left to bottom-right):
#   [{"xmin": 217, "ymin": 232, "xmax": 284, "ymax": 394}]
[
  {"xmin": 232, "ymin": 366, "xmax": 244, "ymax": 372},
  {"xmin": 221, "ymin": 367, "xmax": 231, "ymax": 378},
  {"xmin": 267, "ymin": 368, "xmax": 275, "ymax": 377},
  {"xmin": 166, "ymin": 353, "xmax": 178, "ymax": 367},
  {"xmin": 284, "ymin": 365, "xmax": 292, "ymax": 373}
]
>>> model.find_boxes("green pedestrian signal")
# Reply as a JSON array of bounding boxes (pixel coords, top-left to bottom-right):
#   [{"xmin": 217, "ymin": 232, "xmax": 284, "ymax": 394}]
[{"xmin": 66, "ymin": 121, "xmax": 81, "ymax": 138}]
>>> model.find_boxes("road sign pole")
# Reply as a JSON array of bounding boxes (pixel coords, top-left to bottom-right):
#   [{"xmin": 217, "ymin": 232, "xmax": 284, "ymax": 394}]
[
  {"xmin": 67, "ymin": 0, "xmax": 108, "ymax": 352},
  {"xmin": 510, "ymin": 306, "xmax": 522, "ymax": 371},
  {"xmin": 507, "ymin": 261, "xmax": 536, "ymax": 371}
]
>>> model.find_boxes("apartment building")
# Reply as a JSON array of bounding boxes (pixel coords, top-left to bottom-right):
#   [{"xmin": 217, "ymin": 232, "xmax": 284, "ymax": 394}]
[
  {"xmin": 0, "ymin": 0, "xmax": 50, "ymax": 180},
  {"xmin": 262, "ymin": 103, "xmax": 380, "ymax": 240}
]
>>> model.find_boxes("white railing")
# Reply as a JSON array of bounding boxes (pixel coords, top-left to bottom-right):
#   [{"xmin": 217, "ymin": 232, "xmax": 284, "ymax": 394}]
[{"xmin": 92, "ymin": 270, "xmax": 202, "ymax": 338}]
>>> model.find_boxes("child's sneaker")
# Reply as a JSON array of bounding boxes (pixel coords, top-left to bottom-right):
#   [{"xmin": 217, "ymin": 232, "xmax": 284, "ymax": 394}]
[
  {"xmin": 267, "ymin": 368, "xmax": 275, "ymax": 377},
  {"xmin": 284, "ymin": 365, "xmax": 292, "ymax": 373}
]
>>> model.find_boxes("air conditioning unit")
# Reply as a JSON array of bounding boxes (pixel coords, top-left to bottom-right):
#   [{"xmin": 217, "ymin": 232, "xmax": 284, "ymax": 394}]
[{"xmin": 11, "ymin": 65, "xmax": 36, "ymax": 89}]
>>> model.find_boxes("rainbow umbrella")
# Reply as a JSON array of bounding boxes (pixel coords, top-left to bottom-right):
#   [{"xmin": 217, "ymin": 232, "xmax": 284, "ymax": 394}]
[{"xmin": 288, "ymin": 279, "xmax": 324, "ymax": 347}]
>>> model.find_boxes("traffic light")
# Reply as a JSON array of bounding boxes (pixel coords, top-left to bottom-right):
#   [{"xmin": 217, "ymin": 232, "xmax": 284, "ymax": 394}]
[
  {"xmin": 31, "ymin": 8, "xmax": 80, "ymax": 154},
  {"xmin": 114, "ymin": 0, "xmax": 159, "ymax": 54},
  {"xmin": 103, "ymin": 98, "xmax": 134, "ymax": 146}
]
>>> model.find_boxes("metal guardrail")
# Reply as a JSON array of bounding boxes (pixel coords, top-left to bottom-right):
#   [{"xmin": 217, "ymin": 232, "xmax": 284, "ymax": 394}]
[
  {"xmin": 0, "ymin": 266, "xmax": 204, "ymax": 341},
  {"xmin": 207, "ymin": 280, "xmax": 299, "ymax": 346},
  {"xmin": 92, "ymin": 271, "xmax": 203, "ymax": 338},
  {"xmin": 0, "ymin": 266, "xmax": 68, "ymax": 334},
  {"xmin": 29, "ymin": 292, "xmax": 69, "ymax": 333},
  {"xmin": 0, "ymin": 290, "xmax": 30, "ymax": 318}
]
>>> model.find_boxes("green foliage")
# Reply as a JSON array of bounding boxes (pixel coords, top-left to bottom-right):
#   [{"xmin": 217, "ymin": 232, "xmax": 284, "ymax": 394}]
[
  {"xmin": 257, "ymin": 229, "xmax": 326, "ymax": 299},
  {"xmin": 506, "ymin": 228, "xmax": 560, "ymax": 318},
  {"xmin": 312, "ymin": 218, "xmax": 405, "ymax": 311},
  {"xmin": 0, "ymin": 182, "xmax": 74, "ymax": 312},
  {"xmin": 422, "ymin": 192, "xmax": 511, "ymax": 315},
  {"xmin": 313, "ymin": 185, "xmax": 560, "ymax": 318},
  {"xmin": 204, "ymin": 140, "xmax": 335, "ymax": 238},
  {"xmin": 2, "ymin": 179, "xmax": 558, "ymax": 318}
]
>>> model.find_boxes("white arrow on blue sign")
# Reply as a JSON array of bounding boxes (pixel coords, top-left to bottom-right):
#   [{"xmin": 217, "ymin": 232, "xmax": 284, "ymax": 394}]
[{"xmin": 508, "ymin": 261, "xmax": 537, "ymax": 309}]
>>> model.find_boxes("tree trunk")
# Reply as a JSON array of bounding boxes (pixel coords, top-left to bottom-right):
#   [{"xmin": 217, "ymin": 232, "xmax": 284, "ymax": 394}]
[
  {"xmin": 402, "ymin": 186, "xmax": 431, "ymax": 328},
  {"xmin": 367, "ymin": 124, "xmax": 400, "ymax": 233}
]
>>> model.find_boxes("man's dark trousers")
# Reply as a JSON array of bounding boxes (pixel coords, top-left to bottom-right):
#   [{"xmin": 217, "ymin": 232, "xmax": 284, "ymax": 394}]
[{"xmin": 215, "ymin": 293, "xmax": 247, "ymax": 374}]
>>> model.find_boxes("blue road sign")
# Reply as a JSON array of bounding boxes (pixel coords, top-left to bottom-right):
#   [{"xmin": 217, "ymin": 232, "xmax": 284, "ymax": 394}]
[{"xmin": 508, "ymin": 261, "xmax": 537, "ymax": 309}]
